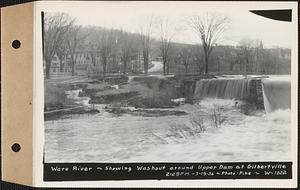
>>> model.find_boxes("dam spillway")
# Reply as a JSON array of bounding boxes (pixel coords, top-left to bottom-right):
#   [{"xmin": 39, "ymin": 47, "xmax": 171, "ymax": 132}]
[
  {"xmin": 261, "ymin": 77, "xmax": 291, "ymax": 113},
  {"xmin": 193, "ymin": 76, "xmax": 291, "ymax": 113},
  {"xmin": 194, "ymin": 78, "xmax": 253, "ymax": 100}
]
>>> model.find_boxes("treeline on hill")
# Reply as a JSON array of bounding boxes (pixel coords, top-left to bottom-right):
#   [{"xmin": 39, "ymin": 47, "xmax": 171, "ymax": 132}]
[
  {"xmin": 43, "ymin": 12, "xmax": 291, "ymax": 79},
  {"xmin": 166, "ymin": 42, "xmax": 291, "ymax": 75}
]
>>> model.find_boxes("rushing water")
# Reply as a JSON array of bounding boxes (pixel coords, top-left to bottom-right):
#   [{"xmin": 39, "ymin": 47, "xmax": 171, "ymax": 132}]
[
  {"xmin": 45, "ymin": 75, "xmax": 291, "ymax": 162},
  {"xmin": 194, "ymin": 78, "xmax": 252, "ymax": 100},
  {"xmin": 194, "ymin": 76, "xmax": 291, "ymax": 113},
  {"xmin": 65, "ymin": 89, "xmax": 90, "ymax": 106},
  {"xmin": 45, "ymin": 96, "xmax": 291, "ymax": 162},
  {"xmin": 130, "ymin": 101, "xmax": 291, "ymax": 162},
  {"xmin": 261, "ymin": 77, "xmax": 291, "ymax": 113}
]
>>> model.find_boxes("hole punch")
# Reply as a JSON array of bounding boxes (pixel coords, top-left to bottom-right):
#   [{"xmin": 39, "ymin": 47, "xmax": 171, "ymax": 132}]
[
  {"xmin": 12, "ymin": 40, "xmax": 21, "ymax": 49},
  {"xmin": 11, "ymin": 143, "xmax": 21, "ymax": 152}
]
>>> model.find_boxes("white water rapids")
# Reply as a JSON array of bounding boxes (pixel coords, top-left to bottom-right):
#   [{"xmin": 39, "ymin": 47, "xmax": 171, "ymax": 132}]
[{"xmin": 45, "ymin": 78, "xmax": 291, "ymax": 162}]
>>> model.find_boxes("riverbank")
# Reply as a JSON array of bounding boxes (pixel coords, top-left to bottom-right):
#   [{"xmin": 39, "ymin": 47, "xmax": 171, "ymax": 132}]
[
  {"xmin": 82, "ymin": 76, "xmax": 183, "ymax": 108},
  {"xmin": 44, "ymin": 83, "xmax": 98, "ymax": 120},
  {"xmin": 44, "ymin": 76, "xmax": 182, "ymax": 120}
]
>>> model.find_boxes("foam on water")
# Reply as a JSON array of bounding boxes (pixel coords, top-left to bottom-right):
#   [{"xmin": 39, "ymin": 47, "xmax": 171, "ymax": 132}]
[
  {"xmin": 45, "ymin": 77, "xmax": 292, "ymax": 162},
  {"xmin": 124, "ymin": 102, "xmax": 291, "ymax": 162},
  {"xmin": 45, "ymin": 97, "xmax": 291, "ymax": 162},
  {"xmin": 65, "ymin": 89, "xmax": 90, "ymax": 106}
]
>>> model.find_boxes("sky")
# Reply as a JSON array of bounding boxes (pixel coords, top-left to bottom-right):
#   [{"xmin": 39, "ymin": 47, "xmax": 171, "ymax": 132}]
[{"xmin": 39, "ymin": 1, "xmax": 297, "ymax": 48}]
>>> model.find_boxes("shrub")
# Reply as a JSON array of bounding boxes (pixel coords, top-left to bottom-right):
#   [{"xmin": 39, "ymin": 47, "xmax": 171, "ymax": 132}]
[
  {"xmin": 190, "ymin": 114, "xmax": 206, "ymax": 132},
  {"xmin": 209, "ymin": 107, "xmax": 226, "ymax": 128},
  {"xmin": 160, "ymin": 105, "xmax": 227, "ymax": 143}
]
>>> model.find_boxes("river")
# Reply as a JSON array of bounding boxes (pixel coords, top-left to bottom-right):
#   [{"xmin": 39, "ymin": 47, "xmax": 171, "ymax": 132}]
[{"xmin": 45, "ymin": 96, "xmax": 291, "ymax": 162}]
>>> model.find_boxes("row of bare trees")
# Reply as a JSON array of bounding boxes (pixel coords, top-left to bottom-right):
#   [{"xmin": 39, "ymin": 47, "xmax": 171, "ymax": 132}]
[
  {"xmin": 43, "ymin": 12, "xmax": 72, "ymax": 79},
  {"xmin": 234, "ymin": 39, "xmax": 290, "ymax": 74},
  {"xmin": 43, "ymin": 13, "xmax": 153, "ymax": 78},
  {"xmin": 43, "ymin": 12, "xmax": 89, "ymax": 78},
  {"xmin": 43, "ymin": 12, "xmax": 231, "ymax": 78},
  {"xmin": 43, "ymin": 12, "xmax": 289, "ymax": 78},
  {"xmin": 87, "ymin": 27, "xmax": 141, "ymax": 76},
  {"xmin": 171, "ymin": 40, "xmax": 290, "ymax": 75}
]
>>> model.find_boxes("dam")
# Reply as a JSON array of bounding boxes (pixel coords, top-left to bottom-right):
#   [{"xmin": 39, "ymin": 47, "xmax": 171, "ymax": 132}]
[
  {"xmin": 193, "ymin": 76, "xmax": 291, "ymax": 113},
  {"xmin": 261, "ymin": 77, "xmax": 291, "ymax": 113}
]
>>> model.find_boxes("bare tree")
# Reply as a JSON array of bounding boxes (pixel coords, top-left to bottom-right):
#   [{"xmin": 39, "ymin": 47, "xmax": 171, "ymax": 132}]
[
  {"xmin": 173, "ymin": 45, "xmax": 192, "ymax": 74},
  {"xmin": 109, "ymin": 30, "xmax": 121, "ymax": 73},
  {"xmin": 188, "ymin": 13, "xmax": 229, "ymax": 74},
  {"xmin": 237, "ymin": 38, "xmax": 254, "ymax": 74},
  {"xmin": 253, "ymin": 40, "xmax": 264, "ymax": 73},
  {"xmin": 56, "ymin": 38, "xmax": 68, "ymax": 72},
  {"xmin": 138, "ymin": 17, "xmax": 154, "ymax": 75},
  {"xmin": 158, "ymin": 18, "xmax": 176, "ymax": 75},
  {"xmin": 180, "ymin": 47, "xmax": 192, "ymax": 74},
  {"xmin": 85, "ymin": 26, "xmax": 100, "ymax": 68},
  {"xmin": 237, "ymin": 38, "xmax": 264, "ymax": 75},
  {"xmin": 65, "ymin": 25, "xmax": 88, "ymax": 76},
  {"xmin": 88, "ymin": 42, "xmax": 98, "ymax": 67},
  {"xmin": 43, "ymin": 12, "xmax": 74, "ymax": 79},
  {"xmin": 97, "ymin": 28, "xmax": 115, "ymax": 76},
  {"xmin": 120, "ymin": 30, "xmax": 134, "ymax": 74},
  {"xmin": 190, "ymin": 45, "xmax": 204, "ymax": 74}
]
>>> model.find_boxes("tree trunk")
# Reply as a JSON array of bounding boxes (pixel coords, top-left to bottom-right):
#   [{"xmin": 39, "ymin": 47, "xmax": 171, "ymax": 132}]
[
  {"xmin": 204, "ymin": 54, "xmax": 209, "ymax": 74},
  {"xmin": 103, "ymin": 57, "xmax": 107, "ymax": 76},
  {"xmin": 163, "ymin": 58, "xmax": 167, "ymax": 75},
  {"xmin": 45, "ymin": 59, "xmax": 51, "ymax": 79},
  {"xmin": 245, "ymin": 57, "xmax": 248, "ymax": 75},
  {"xmin": 166, "ymin": 60, "xmax": 169, "ymax": 74},
  {"xmin": 143, "ymin": 51, "xmax": 148, "ymax": 75},
  {"xmin": 59, "ymin": 59, "xmax": 64, "ymax": 72},
  {"xmin": 230, "ymin": 61, "xmax": 235, "ymax": 71},
  {"xmin": 198, "ymin": 61, "xmax": 202, "ymax": 75},
  {"xmin": 92, "ymin": 53, "xmax": 96, "ymax": 66},
  {"xmin": 185, "ymin": 63, "xmax": 188, "ymax": 74},
  {"xmin": 112, "ymin": 55, "xmax": 117, "ymax": 72},
  {"xmin": 163, "ymin": 60, "xmax": 166, "ymax": 75},
  {"xmin": 71, "ymin": 59, "xmax": 75, "ymax": 76},
  {"xmin": 123, "ymin": 60, "xmax": 127, "ymax": 74},
  {"xmin": 144, "ymin": 59, "xmax": 148, "ymax": 75},
  {"xmin": 217, "ymin": 58, "xmax": 220, "ymax": 73}
]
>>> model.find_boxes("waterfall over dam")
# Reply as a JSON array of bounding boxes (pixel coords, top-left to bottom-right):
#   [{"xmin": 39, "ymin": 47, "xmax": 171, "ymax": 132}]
[
  {"xmin": 194, "ymin": 78, "xmax": 253, "ymax": 101},
  {"xmin": 193, "ymin": 76, "xmax": 291, "ymax": 113},
  {"xmin": 261, "ymin": 78, "xmax": 291, "ymax": 113}
]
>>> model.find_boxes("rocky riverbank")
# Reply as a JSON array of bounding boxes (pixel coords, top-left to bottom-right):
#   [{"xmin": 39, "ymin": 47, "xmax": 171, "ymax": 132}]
[
  {"xmin": 44, "ymin": 83, "xmax": 99, "ymax": 120},
  {"xmin": 83, "ymin": 76, "xmax": 183, "ymax": 108}
]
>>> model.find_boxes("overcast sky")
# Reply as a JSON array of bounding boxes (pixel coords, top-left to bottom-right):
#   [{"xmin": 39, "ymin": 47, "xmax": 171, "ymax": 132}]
[{"xmin": 39, "ymin": 1, "xmax": 297, "ymax": 48}]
